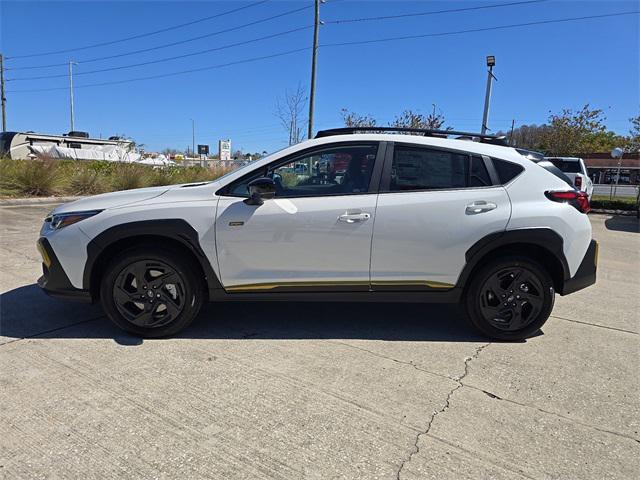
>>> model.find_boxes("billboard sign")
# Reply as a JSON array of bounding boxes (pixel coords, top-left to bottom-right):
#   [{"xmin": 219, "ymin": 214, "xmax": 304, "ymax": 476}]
[
  {"xmin": 197, "ymin": 144, "xmax": 209, "ymax": 155},
  {"xmin": 219, "ymin": 139, "xmax": 231, "ymax": 162}
]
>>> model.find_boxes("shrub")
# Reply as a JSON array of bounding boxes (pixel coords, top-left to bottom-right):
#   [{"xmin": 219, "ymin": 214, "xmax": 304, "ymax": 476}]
[
  {"xmin": 591, "ymin": 199, "xmax": 637, "ymax": 211},
  {"xmin": 110, "ymin": 163, "xmax": 150, "ymax": 191},
  {"xmin": 4, "ymin": 159, "xmax": 62, "ymax": 196},
  {"xmin": 68, "ymin": 167, "xmax": 106, "ymax": 195}
]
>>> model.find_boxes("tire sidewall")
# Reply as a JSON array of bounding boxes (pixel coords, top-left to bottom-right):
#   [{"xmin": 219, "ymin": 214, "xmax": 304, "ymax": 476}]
[
  {"xmin": 100, "ymin": 247, "xmax": 203, "ymax": 338},
  {"xmin": 465, "ymin": 256, "xmax": 555, "ymax": 341}
]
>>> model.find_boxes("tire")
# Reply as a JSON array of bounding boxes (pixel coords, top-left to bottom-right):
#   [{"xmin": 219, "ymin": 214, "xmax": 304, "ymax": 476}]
[
  {"xmin": 464, "ymin": 256, "xmax": 555, "ymax": 341},
  {"xmin": 100, "ymin": 246, "xmax": 204, "ymax": 338}
]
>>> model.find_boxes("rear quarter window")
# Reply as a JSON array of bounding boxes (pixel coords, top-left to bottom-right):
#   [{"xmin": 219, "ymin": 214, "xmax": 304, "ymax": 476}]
[
  {"xmin": 547, "ymin": 159, "xmax": 582, "ymax": 173},
  {"xmin": 492, "ymin": 158, "xmax": 524, "ymax": 184}
]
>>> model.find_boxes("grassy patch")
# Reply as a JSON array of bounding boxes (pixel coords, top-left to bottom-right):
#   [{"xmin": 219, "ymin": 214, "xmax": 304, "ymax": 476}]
[
  {"xmin": 591, "ymin": 194, "xmax": 638, "ymax": 211},
  {"xmin": 0, "ymin": 158, "xmax": 231, "ymax": 198}
]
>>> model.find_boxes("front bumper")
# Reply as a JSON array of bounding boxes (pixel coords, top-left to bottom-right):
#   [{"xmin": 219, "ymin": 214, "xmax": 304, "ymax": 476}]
[
  {"xmin": 37, "ymin": 238, "xmax": 92, "ymax": 303},
  {"xmin": 560, "ymin": 239, "xmax": 598, "ymax": 295}
]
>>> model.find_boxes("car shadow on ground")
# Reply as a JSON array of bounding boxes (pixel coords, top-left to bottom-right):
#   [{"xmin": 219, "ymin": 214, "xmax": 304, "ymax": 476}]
[
  {"xmin": 604, "ymin": 215, "xmax": 639, "ymax": 233},
  {"xmin": 1, "ymin": 284, "xmax": 496, "ymax": 344}
]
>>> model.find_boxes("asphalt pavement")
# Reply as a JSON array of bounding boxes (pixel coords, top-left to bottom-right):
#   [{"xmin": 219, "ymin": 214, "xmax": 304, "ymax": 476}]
[{"xmin": 1, "ymin": 203, "xmax": 638, "ymax": 479}]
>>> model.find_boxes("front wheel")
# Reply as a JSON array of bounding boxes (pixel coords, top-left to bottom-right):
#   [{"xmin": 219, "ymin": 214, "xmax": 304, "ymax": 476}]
[
  {"xmin": 464, "ymin": 256, "xmax": 555, "ymax": 341},
  {"xmin": 100, "ymin": 247, "xmax": 204, "ymax": 338}
]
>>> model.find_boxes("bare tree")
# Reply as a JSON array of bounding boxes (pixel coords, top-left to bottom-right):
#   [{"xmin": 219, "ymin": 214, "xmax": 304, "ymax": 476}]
[
  {"xmin": 340, "ymin": 108, "xmax": 377, "ymax": 127},
  {"xmin": 392, "ymin": 105, "xmax": 449, "ymax": 130},
  {"xmin": 276, "ymin": 84, "xmax": 307, "ymax": 145}
]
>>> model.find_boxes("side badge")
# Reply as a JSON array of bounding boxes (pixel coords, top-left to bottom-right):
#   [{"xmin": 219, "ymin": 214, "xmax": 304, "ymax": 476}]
[{"xmin": 229, "ymin": 221, "xmax": 244, "ymax": 227}]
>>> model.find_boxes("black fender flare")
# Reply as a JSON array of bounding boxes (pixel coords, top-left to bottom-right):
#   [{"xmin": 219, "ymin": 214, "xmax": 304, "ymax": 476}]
[
  {"xmin": 456, "ymin": 228, "xmax": 570, "ymax": 290},
  {"xmin": 83, "ymin": 219, "xmax": 223, "ymax": 297}
]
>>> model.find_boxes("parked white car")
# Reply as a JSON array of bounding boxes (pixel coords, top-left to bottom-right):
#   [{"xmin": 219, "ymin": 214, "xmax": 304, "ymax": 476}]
[
  {"xmin": 545, "ymin": 157, "xmax": 594, "ymax": 200},
  {"xmin": 37, "ymin": 128, "xmax": 597, "ymax": 340}
]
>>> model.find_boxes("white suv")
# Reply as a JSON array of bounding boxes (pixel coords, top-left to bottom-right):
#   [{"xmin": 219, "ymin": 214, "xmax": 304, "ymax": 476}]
[{"xmin": 37, "ymin": 128, "xmax": 597, "ymax": 340}]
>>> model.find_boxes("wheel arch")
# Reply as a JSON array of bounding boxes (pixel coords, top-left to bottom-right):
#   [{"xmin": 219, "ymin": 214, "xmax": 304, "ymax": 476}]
[
  {"xmin": 84, "ymin": 219, "xmax": 222, "ymax": 302},
  {"xmin": 457, "ymin": 229, "xmax": 569, "ymax": 294}
]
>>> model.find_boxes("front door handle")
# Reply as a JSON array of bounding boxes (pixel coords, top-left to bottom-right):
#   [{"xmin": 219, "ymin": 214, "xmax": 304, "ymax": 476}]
[
  {"xmin": 338, "ymin": 212, "xmax": 371, "ymax": 223},
  {"xmin": 466, "ymin": 201, "xmax": 497, "ymax": 215}
]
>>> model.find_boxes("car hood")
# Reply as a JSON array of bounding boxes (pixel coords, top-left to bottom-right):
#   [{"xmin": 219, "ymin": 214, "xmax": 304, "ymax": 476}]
[{"xmin": 52, "ymin": 185, "xmax": 173, "ymax": 214}]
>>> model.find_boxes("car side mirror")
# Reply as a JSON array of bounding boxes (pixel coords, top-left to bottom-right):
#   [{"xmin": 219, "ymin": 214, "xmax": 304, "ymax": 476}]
[{"xmin": 244, "ymin": 177, "xmax": 276, "ymax": 206}]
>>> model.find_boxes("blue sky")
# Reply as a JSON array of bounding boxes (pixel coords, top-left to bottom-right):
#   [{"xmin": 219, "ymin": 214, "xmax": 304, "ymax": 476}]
[{"xmin": 1, "ymin": 0, "xmax": 638, "ymax": 153}]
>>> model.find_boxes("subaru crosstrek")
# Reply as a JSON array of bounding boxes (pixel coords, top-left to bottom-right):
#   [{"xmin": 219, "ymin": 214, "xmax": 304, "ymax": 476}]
[{"xmin": 37, "ymin": 128, "xmax": 598, "ymax": 340}]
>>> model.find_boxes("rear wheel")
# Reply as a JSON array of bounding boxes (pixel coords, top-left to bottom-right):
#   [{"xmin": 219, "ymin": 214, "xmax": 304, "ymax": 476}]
[
  {"xmin": 100, "ymin": 247, "xmax": 204, "ymax": 338},
  {"xmin": 465, "ymin": 256, "xmax": 554, "ymax": 340}
]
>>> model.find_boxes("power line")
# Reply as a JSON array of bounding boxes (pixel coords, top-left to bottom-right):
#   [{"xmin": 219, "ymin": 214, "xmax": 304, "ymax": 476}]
[
  {"xmin": 6, "ymin": 10, "xmax": 638, "ymax": 93},
  {"xmin": 8, "ymin": 26, "xmax": 313, "ymax": 81},
  {"xmin": 324, "ymin": 0, "xmax": 548, "ymax": 24},
  {"xmin": 7, "ymin": 48, "xmax": 310, "ymax": 93},
  {"xmin": 5, "ymin": 3, "xmax": 313, "ymax": 71},
  {"xmin": 5, "ymin": 0, "xmax": 271, "ymax": 60},
  {"xmin": 322, "ymin": 11, "xmax": 640, "ymax": 48}
]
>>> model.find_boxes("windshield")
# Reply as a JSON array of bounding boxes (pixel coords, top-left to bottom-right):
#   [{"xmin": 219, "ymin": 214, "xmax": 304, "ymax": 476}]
[{"xmin": 546, "ymin": 158, "xmax": 582, "ymax": 173}]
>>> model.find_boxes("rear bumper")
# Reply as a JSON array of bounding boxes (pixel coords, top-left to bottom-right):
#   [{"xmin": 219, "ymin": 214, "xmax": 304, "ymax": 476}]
[
  {"xmin": 559, "ymin": 239, "xmax": 598, "ymax": 295},
  {"xmin": 37, "ymin": 238, "xmax": 92, "ymax": 303}
]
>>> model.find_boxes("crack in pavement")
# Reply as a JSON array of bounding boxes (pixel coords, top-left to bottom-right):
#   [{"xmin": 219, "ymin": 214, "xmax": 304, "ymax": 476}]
[
  {"xmin": 0, "ymin": 315, "xmax": 106, "ymax": 346},
  {"xmin": 551, "ymin": 315, "xmax": 638, "ymax": 335},
  {"xmin": 395, "ymin": 343, "xmax": 490, "ymax": 480}
]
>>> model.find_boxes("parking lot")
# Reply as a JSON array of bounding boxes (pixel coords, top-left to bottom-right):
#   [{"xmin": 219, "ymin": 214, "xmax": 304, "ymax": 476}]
[{"xmin": 0, "ymin": 203, "xmax": 638, "ymax": 479}]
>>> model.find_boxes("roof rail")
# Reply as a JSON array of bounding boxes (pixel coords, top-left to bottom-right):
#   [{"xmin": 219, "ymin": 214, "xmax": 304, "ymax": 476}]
[{"xmin": 315, "ymin": 127, "xmax": 509, "ymax": 146}]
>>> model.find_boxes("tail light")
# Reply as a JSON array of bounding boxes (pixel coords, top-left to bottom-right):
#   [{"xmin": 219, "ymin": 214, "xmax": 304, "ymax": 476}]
[
  {"xmin": 545, "ymin": 190, "xmax": 590, "ymax": 214},
  {"xmin": 574, "ymin": 176, "xmax": 582, "ymax": 189}
]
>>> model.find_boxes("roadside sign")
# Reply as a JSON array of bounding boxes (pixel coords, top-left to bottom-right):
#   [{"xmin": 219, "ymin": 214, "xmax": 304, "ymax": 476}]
[{"xmin": 198, "ymin": 144, "xmax": 209, "ymax": 155}]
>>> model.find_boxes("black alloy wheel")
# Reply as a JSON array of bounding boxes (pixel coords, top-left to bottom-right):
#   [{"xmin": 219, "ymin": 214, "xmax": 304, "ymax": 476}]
[
  {"xmin": 100, "ymin": 247, "xmax": 204, "ymax": 338},
  {"xmin": 465, "ymin": 256, "xmax": 554, "ymax": 340},
  {"xmin": 113, "ymin": 259, "xmax": 186, "ymax": 329},
  {"xmin": 478, "ymin": 266, "xmax": 544, "ymax": 331}
]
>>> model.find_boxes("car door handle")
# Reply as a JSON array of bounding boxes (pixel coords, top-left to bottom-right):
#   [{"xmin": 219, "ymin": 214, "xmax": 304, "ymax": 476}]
[
  {"xmin": 338, "ymin": 212, "xmax": 371, "ymax": 223},
  {"xmin": 465, "ymin": 201, "xmax": 497, "ymax": 215}
]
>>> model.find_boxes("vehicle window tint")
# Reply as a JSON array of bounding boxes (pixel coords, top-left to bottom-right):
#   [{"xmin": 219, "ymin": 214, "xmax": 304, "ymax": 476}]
[
  {"xmin": 390, "ymin": 146, "xmax": 468, "ymax": 191},
  {"xmin": 227, "ymin": 144, "xmax": 377, "ymax": 197},
  {"xmin": 493, "ymin": 158, "xmax": 524, "ymax": 184},
  {"xmin": 470, "ymin": 155, "xmax": 492, "ymax": 187},
  {"xmin": 547, "ymin": 159, "xmax": 582, "ymax": 173}
]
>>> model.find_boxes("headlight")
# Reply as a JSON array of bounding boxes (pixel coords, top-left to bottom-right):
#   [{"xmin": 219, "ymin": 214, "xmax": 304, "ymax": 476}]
[{"xmin": 44, "ymin": 210, "xmax": 102, "ymax": 230}]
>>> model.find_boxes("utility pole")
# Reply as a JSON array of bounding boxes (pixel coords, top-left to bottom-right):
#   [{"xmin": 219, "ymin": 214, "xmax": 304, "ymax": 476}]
[
  {"xmin": 191, "ymin": 118, "xmax": 195, "ymax": 159},
  {"xmin": 69, "ymin": 61, "xmax": 77, "ymax": 132},
  {"xmin": 509, "ymin": 119, "xmax": 515, "ymax": 146},
  {"xmin": 307, "ymin": 0, "xmax": 321, "ymax": 140},
  {"xmin": 481, "ymin": 55, "xmax": 496, "ymax": 135},
  {"xmin": 1, "ymin": 54, "xmax": 7, "ymax": 131}
]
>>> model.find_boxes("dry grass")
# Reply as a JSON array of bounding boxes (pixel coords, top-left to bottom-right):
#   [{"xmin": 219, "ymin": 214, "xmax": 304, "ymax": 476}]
[{"xmin": 0, "ymin": 158, "xmax": 232, "ymax": 198}]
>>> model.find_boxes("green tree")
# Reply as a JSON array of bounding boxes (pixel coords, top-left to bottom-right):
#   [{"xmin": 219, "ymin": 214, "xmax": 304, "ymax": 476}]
[
  {"xmin": 625, "ymin": 115, "xmax": 640, "ymax": 153},
  {"xmin": 539, "ymin": 104, "xmax": 611, "ymax": 156}
]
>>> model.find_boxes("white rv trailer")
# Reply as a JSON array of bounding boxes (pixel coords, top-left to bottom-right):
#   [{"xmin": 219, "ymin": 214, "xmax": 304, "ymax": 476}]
[{"xmin": 0, "ymin": 131, "xmax": 133, "ymax": 160}]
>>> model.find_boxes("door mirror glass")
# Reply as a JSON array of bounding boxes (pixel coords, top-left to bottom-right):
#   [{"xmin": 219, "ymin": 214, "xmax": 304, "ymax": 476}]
[{"xmin": 244, "ymin": 177, "xmax": 276, "ymax": 205}]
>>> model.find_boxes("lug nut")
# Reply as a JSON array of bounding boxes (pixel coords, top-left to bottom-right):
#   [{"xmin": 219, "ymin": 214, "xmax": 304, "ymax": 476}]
[{"xmin": 156, "ymin": 294, "xmax": 161, "ymax": 298}]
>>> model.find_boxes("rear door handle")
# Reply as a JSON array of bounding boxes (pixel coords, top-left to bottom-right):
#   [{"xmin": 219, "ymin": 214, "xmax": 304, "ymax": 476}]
[
  {"xmin": 338, "ymin": 212, "xmax": 371, "ymax": 223},
  {"xmin": 466, "ymin": 201, "xmax": 497, "ymax": 215}
]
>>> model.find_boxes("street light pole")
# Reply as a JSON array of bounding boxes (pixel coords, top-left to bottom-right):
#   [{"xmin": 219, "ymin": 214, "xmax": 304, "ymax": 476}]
[
  {"xmin": 69, "ymin": 61, "xmax": 77, "ymax": 132},
  {"xmin": 307, "ymin": 0, "xmax": 321, "ymax": 140},
  {"xmin": 611, "ymin": 147, "xmax": 624, "ymax": 199},
  {"xmin": 481, "ymin": 55, "xmax": 496, "ymax": 135}
]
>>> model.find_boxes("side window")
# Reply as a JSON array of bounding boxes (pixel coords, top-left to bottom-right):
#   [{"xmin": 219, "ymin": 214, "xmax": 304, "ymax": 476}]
[
  {"xmin": 226, "ymin": 144, "xmax": 378, "ymax": 198},
  {"xmin": 470, "ymin": 155, "xmax": 492, "ymax": 187},
  {"xmin": 493, "ymin": 158, "xmax": 524, "ymax": 184},
  {"xmin": 390, "ymin": 146, "xmax": 468, "ymax": 191}
]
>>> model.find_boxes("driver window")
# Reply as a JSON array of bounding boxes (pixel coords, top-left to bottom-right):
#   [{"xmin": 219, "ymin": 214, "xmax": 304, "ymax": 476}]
[{"xmin": 228, "ymin": 144, "xmax": 378, "ymax": 198}]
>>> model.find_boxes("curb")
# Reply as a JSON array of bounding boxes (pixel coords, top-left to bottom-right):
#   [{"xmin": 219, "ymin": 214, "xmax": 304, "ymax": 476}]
[
  {"xmin": 590, "ymin": 209, "xmax": 637, "ymax": 217},
  {"xmin": 0, "ymin": 196, "xmax": 82, "ymax": 206}
]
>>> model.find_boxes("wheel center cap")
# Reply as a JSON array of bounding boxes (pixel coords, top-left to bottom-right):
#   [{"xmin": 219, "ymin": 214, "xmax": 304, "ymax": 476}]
[
  {"xmin": 507, "ymin": 295, "xmax": 515, "ymax": 303},
  {"xmin": 147, "ymin": 290, "xmax": 154, "ymax": 298}
]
